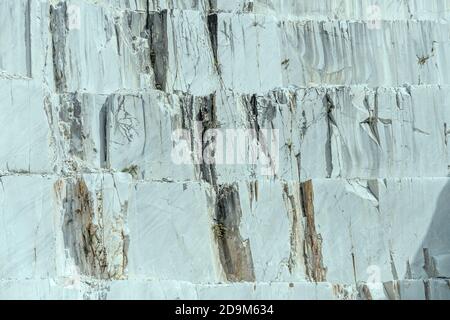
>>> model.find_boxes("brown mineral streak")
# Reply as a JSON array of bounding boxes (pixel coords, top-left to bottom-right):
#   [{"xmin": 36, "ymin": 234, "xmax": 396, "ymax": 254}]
[
  {"xmin": 214, "ymin": 184, "xmax": 256, "ymax": 282},
  {"xmin": 300, "ymin": 180, "xmax": 327, "ymax": 282},
  {"xmin": 61, "ymin": 178, "xmax": 126, "ymax": 280}
]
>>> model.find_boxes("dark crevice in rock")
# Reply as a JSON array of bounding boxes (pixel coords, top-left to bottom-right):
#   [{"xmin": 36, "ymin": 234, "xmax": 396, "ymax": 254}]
[
  {"xmin": 149, "ymin": 10, "xmax": 168, "ymax": 91},
  {"xmin": 50, "ymin": 2, "xmax": 68, "ymax": 92},
  {"xmin": 100, "ymin": 98, "xmax": 111, "ymax": 169},
  {"xmin": 214, "ymin": 184, "xmax": 255, "ymax": 282},
  {"xmin": 62, "ymin": 178, "xmax": 109, "ymax": 279},
  {"xmin": 282, "ymin": 184, "xmax": 301, "ymax": 275},
  {"xmin": 324, "ymin": 92, "xmax": 335, "ymax": 178},
  {"xmin": 196, "ymin": 94, "xmax": 218, "ymax": 188},
  {"xmin": 300, "ymin": 180, "xmax": 327, "ymax": 282},
  {"xmin": 207, "ymin": 13, "xmax": 218, "ymax": 71},
  {"xmin": 24, "ymin": 0, "xmax": 32, "ymax": 77},
  {"xmin": 59, "ymin": 94, "xmax": 84, "ymax": 161},
  {"xmin": 60, "ymin": 177, "xmax": 128, "ymax": 280}
]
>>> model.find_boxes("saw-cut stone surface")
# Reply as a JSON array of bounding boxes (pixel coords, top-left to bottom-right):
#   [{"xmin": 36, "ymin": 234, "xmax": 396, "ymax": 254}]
[{"xmin": 1, "ymin": 0, "xmax": 450, "ymax": 300}]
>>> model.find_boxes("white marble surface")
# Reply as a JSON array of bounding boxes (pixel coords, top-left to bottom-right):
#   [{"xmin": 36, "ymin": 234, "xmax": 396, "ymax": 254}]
[{"xmin": 0, "ymin": 0, "xmax": 449, "ymax": 300}]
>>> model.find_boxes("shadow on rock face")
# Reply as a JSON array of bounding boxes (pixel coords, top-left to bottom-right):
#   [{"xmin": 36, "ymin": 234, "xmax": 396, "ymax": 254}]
[{"xmin": 411, "ymin": 181, "xmax": 450, "ymax": 279}]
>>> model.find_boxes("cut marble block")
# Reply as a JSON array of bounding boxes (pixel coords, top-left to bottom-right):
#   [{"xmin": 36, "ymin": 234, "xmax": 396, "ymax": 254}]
[
  {"xmin": 105, "ymin": 91, "xmax": 200, "ymax": 180},
  {"xmin": 389, "ymin": 281, "xmax": 427, "ymax": 300},
  {"xmin": 362, "ymin": 279, "xmax": 450, "ymax": 300},
  {"xmin": 215, "ymin": 0, "xmax": 450, "ymax": 20},
  {"xmin": 279, "ymin": 20, "xmax": 450, "ymax": 87},
  {"xmin": 149, "ymin": 10, "xmax": 218, "ymax": 95},
  {"xmin": 51, "ymin": 90, "xmax": 215, "ymax": 180},
  {"xmin": 207, "ymin": 89, "xmax": 323, "ymax": 183},
  {"xmin": 0, "ymin": 0, "xmax": 32, "ymax": 77},
  {"xmin": 106, "ymin": 281, "xmax": 340, "ymax": 300},
  {"xmin": 104, "ymin": 0, "xmax": 148, "ymax": 11},
  {"xmin": 211, "ymin": 13, "xmax": 283, "ymax": 94},
  {"xmin": 1, "ymin": 0, "xmax": 57, "ymax": 86},
  {"xmin": 0, "ymin": 79, "xmax": 52, "ymax": 173},
  {"xmin": 427, "ymin": 279, "xmax": 450, "ymax": 300},
  {"xmin": 106, "ymin": 280, "xmax": 198, "ymax": 299},
  {"xmin": 58, "ymin": 173, "xmax": 132, "ymax": 280},
  {"xmin": 52, "ymin": 0, "xmax": 207, "ymax": 12},
  {"xmin": 194, "ymin": 282, "xmax": 337, "ymax": 300},
  {"xmin": 307, "ymin": 178, "xmax": 450, "ymax": 284},
  {"xmin": 431, "ymin": 254, "xmax": 450, "ymax": 278},
  {"xmin": 0, "ymin": 175, "xmax": 58, "ymax": 279},
  {"xmin": 326, "ymin": 85, "xmax": 449, "ymax": 179},
  {"xmin": 51, "ymin": 93, "xmax": 108, "ymax": 171},
  {"xmin": 208, "ymin": 15, "xmax": 450, "ymax": 90},
  {"xmin": 214, "ymin": 85, "xmax": 449, "ymax": 181},
  {"xmin": 148, "ymin": 0, "xmax": 209, "ymax": 11},
  {"xmin": 127, "ymin": 181, "xmax": 218, "ymax": 282},
  {"xmin": 359, "ymin": 280, "xmax": 427, "ymax": 300},
  {"xmin": 195, "ymin": 177, "xmax": 449, "ymax": 286},
  {"xmin": 0, "ymin": 280, "xmax": 81, "ymax": 300},
  {"xmin": 48, "ymin": 85, "xmax": 450, "ymax": 181},
  {"xmin": 224, "ymin": 181, "xmax": 306, "ymax": 282},
  {"xmin": 50, "ymin": 0, "xmax": 151, "ymax": 93}
]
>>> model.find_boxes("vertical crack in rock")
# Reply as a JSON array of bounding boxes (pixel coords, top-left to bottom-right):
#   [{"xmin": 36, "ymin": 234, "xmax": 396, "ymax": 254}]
[
  {"xmin": 100, "ymin": 97, "xmax": 112, "ymax": 169},
  {"xmin": 179, "ymin": 93, "xmax": 219, "ymax": 187},
  {"xmin": 242, "ymin": 94, "xmax": 278, "ymax": 178},
  {"xmin": 247, "ymin": 94, "xmax": 261, "ymax": 140},
  {"xmin": 360, "ymin": 92, "xmax": 382, "ymax": 148},
  {"xmin": 49, "ymin": 2, "xmax": 68, "ymax": 92},
  {"xmin": 24, "ymin": 0, "xmax": 32, "ymax": 77},
  {"xmin": 324, "ymin": 92, "xmax": 336, "ymax": 178},
  {"xmin": 423, "ymin": 248, "xmax": 438, "ymax": 278},
  {"xmin": 62, "ymin": 178, "xmax": 108, "ymax": 279},
  {"xmin": 149, "ymin": 10, "xmax": 168, "ymax": 91},
  {"xmin": 300, "ymin": 180, "xmax": 327, "ymax": 282},
  {"xmin": 196, "ymin": 95, "xmax": 218, "ymax": 188},
  {"xmin": 214, "ymin": 184, "xmax": 255, "ymax": 282},
  {"xmin": 61, "ymin": 177, "xmax": 128, "ymax": 280},
  {"xmin": 282, "ymin": 184, "xmax": 303, "ymax": 275},
  {"xmin": 424, "ymin": 280, "xmax": 431, "ymax": 300},
  {"xmin": 383, "ymin": 281, "xmax": 401, "ymax": 300},
  {"xmin": 207, "ymin": 13, "xmax": 218, "ymax": 71},
  {"xmin": 60, "ymin": 94, "xmax": 84, "ymax": 161},
  {"xmin": 44, "ymin": 95, "xmax": 64, "ymax": 172},
  {"xmin": 390, "ymin": 251, "xmax": 399, "ymax": 280}
]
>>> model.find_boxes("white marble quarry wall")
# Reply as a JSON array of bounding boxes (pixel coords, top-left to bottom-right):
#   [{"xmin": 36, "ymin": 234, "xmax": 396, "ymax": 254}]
[{"xmin": 1, "ymin": 0, "xmax": 450, "ymax": 300}]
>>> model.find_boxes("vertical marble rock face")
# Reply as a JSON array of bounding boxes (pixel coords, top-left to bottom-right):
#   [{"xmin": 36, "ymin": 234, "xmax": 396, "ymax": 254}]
[
  {"xmin": 1, "ymin": 0, "xmax": 450, "ymax": 300},
  {"xmin": 0, "ymin": 176, "xmax": 59, "ymax": 280},
  {"xmin": 59, "ymin": 173, "xmax": 131, "ymax": 280},
  {"xmin": 0, "ymin": 0, "xmax": 32, "ymax": 77},
  {"xmin": 148, "ymin": 9, "xmax": 219, "ymax": 95},
  {"xmin": 0, "ymin": 79, "xmax": 52, "ymax": 173},
  {"xmin": 49, "ymin": 0, "xmax": 151, "ymax": 94}
]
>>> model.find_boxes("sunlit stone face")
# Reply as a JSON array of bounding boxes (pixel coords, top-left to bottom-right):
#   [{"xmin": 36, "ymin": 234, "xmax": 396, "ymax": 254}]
[{"xmin": 0, "ymin": 0, "xmax": 449, "ymax": 300}]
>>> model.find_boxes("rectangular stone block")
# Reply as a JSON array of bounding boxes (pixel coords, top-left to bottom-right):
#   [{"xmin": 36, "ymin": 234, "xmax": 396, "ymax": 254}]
[
  {"xmin": 0, "ymin": 79, "xmax": 52, "ymax": 173},
  {"xmin": 212, "ymin": 13, "xmax": 283, "ymax": 94},
  {"xmin": 0, "ymin": 0, "xmax": 33, "ymax": 77},
  {"xmin": 0, "ymin": 280, "xmax": 81, "ymax": 300},
  {"xmin": 127, "ymin": 181, "xmax": 219, "ymax": 283},
  {"xmin": 149, "ymin": 9, "xmax": 218, "ymax": 95},
  {"xmin": 50, "ymin": 0, "xmax": 150, "ymax": 93},
  {"xmin": 0, "ymin": 175, "xmax": 59, "ymax": 279},
  {"xmin": 58, "ymin": 173, "xmax": 132, "ymax": 280},
  {"xmin": 280, "ymin": 20, "xmax": 450, "ymax": 87},
  {"xmin": 308, "ymin": 178, "xmax": 450, "ymax": 284},
  {"xmin": 218, "ymin": 0, "xmax": 450, "ymax": 20},
  {"xmin": 214, "ymin": 85, "xmax": 450, "ymax": 181},
  {"xmin": 426, "ymin": 279, "xmax": 450, "ymax": 300}
]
